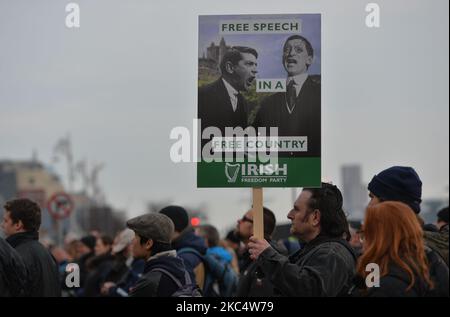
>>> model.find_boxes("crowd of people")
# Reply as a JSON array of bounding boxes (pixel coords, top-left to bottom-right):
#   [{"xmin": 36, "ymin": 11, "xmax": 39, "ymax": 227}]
[{"xmin": 0, "ymin": 166, "xmax": 448, "ymax": 297}]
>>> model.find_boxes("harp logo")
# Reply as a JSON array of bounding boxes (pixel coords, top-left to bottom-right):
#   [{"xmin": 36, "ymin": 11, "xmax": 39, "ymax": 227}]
[{"xmin": 225, "ymin": 163, "xmax": 240, "ymax": 183}]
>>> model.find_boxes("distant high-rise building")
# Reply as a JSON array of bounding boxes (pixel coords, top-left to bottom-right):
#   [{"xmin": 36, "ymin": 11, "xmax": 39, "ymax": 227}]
[
  {"xmin": 0, "ymin": 160, "xmax": 125, "ymax": 240},
  {"xmin": 341, "ymin": 164, "xmax": 368, "ymax": 220}
]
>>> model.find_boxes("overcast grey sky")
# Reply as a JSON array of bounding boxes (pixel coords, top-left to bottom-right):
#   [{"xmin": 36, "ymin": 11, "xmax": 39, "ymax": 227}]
[{"xmin": 0, "ymin": 0, "xmax": 448, "ymax": 231}]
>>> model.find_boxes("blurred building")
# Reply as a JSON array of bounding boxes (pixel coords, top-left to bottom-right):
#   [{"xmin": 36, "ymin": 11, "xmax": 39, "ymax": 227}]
[
  {"xmin": 0, "ymin": 160, "xmax": 64, "ymax": 239},
  {"xmin": 73, "ymin": 191, "xmax": 126, "ymax": 238},
  {"xmin": 0, "ymin": 160, "xmax": 125, "ymax": 241},
  {"xmin": 341, "ymin": 164, "xmax": 368, "ymax": 220}
]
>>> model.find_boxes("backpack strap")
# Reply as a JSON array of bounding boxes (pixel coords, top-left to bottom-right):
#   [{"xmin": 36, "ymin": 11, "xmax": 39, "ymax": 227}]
[
  {"xmin": 177, "ymin": 247, "xmax": 206, "ymax": 288},
  {"xmin": 177, "ymin": 247, "xmax": 203, "ymax": 259},
  {"xmin": 152, "ymin": 268, "xmax": 192, "ymax": 287}
]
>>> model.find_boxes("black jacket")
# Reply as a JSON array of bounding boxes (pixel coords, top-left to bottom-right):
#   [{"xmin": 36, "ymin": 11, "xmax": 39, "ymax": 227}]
[
  {"xmin": 425, "ymin": 246, "xmax": 449, "ymax": 297},
  {"xmin": 82, "ymin": 253, "xmax": 115, "ymax": 297},
  {"xmin": 77, "ymin": 251, "xmax": 95, "ymax": 289},
  {"xmin": 0, "ymin": 237, "xmax": 27, "ymax": 297},
  {"xmin": 198, "ymin": 78, "xmax": 249, "ymax": 135},
  {"xmin": 130, "ymin": 251, "xmax": 188, "ymax": 297},
  {"xmin": 351, "ymin": 264, "xmax": 431, "ymax": 297},
  {"xmin": 6, "ymin": 231, "xmax": 61, "ymax": 297},
  {"xmin": 253, "ymin": 75, "xmax": 321, "ymax": 157},
  {"xmin": 257, "ymin": 235, "xmax": 356, "ymax": 296},
  {"xmin": 236, "ymin": 240, "xmax": 288, "ymax": 297}
]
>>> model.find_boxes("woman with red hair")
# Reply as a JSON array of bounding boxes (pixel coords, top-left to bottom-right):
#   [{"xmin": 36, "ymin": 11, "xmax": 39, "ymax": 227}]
[{"xmin": 351, "ymin": 201, "xmax": 434, "ymax": 296}]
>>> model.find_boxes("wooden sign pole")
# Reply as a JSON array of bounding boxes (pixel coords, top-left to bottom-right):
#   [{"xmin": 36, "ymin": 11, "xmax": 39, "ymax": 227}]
[{"xmin": 252, "ymin": 187, "xmax": 264, "ymax": 240}]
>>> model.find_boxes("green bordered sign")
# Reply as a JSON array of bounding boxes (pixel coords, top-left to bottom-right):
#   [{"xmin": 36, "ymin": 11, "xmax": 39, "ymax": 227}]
[{"xmin": 197, "ymin": 14, "xmax": 321, "ymax": 188}]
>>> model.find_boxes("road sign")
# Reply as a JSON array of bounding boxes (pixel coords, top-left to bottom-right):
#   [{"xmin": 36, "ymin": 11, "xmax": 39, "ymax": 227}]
[{"xmin": 47, "ymin": 192, "xmax": 74, "ymax": 220}]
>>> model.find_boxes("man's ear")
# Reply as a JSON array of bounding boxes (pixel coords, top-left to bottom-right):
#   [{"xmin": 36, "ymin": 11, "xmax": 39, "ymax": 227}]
[
  {"xmin": 306, "ymin": 55, "xmax": 313, "ymax": 67},
  {"xmin": 14, "ymin": 220, "xmax": 25, "ymax": 232},
  {"xmin": 312, "ymin": 209, "xmax": 321, "ymax": 226},
  {"xmin": 145, "ymin": 239, "xmax": 154, "ymax": 251},
  {"xmin": 225, "ymin": 61, "xmax": 235, "ymax": 74}
]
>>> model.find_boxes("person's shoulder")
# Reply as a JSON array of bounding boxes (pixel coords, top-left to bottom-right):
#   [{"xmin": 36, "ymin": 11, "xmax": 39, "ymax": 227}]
[
  {"xmin": 0, "ymin": 238, "xmax": 13, "ymax": 258},
  {"xmin": 199, "ymin": 79, "xmax": 222, "ymax": 94},
  {"xmin": 307, "ymin": 74, "xmax": 321, "ymax": 85},
  {"xmin": 367, "ymin": 274, "xmax": 412, "ymax": 297},
  {"xmin": 14, "ymin": 239, "xmax": 37, "ymax": 253},
  {"xmin": 130, "ymin": 271, "xmax": 160, "ymax": 297},
  {"xmin": 310, "ymin": 240, "xmax": 354, "ymax": 260}
]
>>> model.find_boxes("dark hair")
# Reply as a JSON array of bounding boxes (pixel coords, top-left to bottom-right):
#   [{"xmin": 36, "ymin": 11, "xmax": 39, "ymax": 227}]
[
  {"xmin": 348, "ymin": 220, "xmax": 363, "ymax": 231},
  {"xmin": 159, "ymin": 205, "xmax": 189, "ymax": 233},
  {"xmin": 219, "ymin": 46, "xmax": 258, "ymax": 75},
  {"xmin": 197, "ymin": 224, "xmax": 220, "ymax": 247},
  {"xmin": 225, "ymin": 229, "xmax": 240, "ymax": 244},
  {"xmin": 303, "ymin": 183, "xmax": 350, "ymax": 240},
  {"xmin": 99, "ymin": 235, "xmax": 113, "ymax": 246},
  {"xmin": 437, "ymin": 206, "xmax": 449, "ymax": 224},
  {"xmin": 283, "ymin": 35, "xmax": 314, "ymax": 57},
  {"xmin": 263, "ymin": 207, "xmax": 276, "ymax": 239},
  {"xmin": 138, "ymin": 235, "xmax": 172, "ymax": 255},
  {"xmin": 4, "ymin": 198, "xmax": 41, "ymax": 232},
  {"xmin": 248, "ymin": 206, "xmax": 277, "ymax": 240}
]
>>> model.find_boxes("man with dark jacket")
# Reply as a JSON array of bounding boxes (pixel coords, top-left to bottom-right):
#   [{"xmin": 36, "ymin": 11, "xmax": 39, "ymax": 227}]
[
  {"xmin": 1, "ymin": 198, "xmax": 61, "ymax": 297},
  {"xmin": 198, "ymin": 46, "xmax": 258, "ymax": 135},
  {"xmin": 248, "ymin": 183, "xmax": 356, "ymax": 296},
  {"xmin": 234, "ymin": 206, "xmax": 287, "ymax": 296},
  {"xmin": 367, "ymin": 166, "xmax": 449, "ymax": 296},
  {"xmin": 159, "ymin": 205, "xmax": 208, "ymax": 289},
  {"xmin": 127, "ymin": 213, "xmax": 190, "ymax": 297},
  {"xmin": 0, "ymin": 237, "xmax": 27, "ymax": 296}
]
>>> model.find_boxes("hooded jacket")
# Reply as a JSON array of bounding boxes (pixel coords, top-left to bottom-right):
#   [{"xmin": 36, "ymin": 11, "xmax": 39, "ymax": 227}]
[
  {"xmin": 172, "ymin": 230, "xmax": 208, "ymax": 283},
  {"xmin": 130, "ymin": 250, "xmax": 188, "ymax": 297}
]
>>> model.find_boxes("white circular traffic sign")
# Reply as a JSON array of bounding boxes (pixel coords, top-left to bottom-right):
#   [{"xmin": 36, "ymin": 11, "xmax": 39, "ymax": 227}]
[{"xmin": 47, "ymin": 192, "xmax": 74, "ymax": 220}]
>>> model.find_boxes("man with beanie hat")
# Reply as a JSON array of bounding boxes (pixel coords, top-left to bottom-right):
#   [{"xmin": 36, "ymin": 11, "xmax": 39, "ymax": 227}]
[
  {"xmin": 367, "ymin": 166, "xmax": 422, "ymax": 213},
  {"xmin": 126, "ymin": 213, "xmax": 191, "ymax": 297},
  {"xmin": 159, "ymin": 205, "xmax": 208, "ymax": 290},
  {"xmin": 367, "ymin": 166, "xmax": 449, "ymax": 296}
]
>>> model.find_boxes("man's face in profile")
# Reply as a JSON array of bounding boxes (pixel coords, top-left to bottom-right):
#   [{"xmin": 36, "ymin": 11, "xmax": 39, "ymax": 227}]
[
  {"xmin": 230, "ymin": 52, "xmax": 257, "ymax": 92},
  {"xmin": 283, "ymin": 39, "xmax": 312, "ymax": 77}
]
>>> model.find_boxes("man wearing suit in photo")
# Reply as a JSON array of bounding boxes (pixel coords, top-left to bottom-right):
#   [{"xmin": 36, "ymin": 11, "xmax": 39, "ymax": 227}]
[
  {"xmin": 253, "ymin": 35, "xmax": 321, "ymax": 157},
  {"xmin": 198, "ymin": 46, "xmax": 258, "ymax": 137}
]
